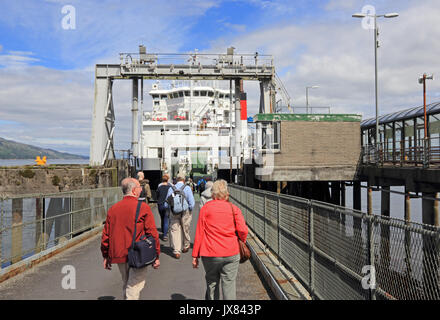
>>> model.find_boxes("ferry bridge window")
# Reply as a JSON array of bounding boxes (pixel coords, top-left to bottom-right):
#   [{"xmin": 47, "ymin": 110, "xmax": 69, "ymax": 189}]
[
  {"xmin": 161, "ymin": 95, "xmax": 167, "ymax": 99},
  {"xmin": 201, "ymin": 91, "xmax": 207, "ymax": 96},
  {"xmin": 219, "ymin": 94, "xmax": 224, "ymax": 99},
  {"xmin": 208, "ymin": 91, "xmax": 214, "ymax": 97},
  {"xmin": 179, "ymin": 91, "xmax": 184, "ymax": 97},
  {"xmin": 184, "ymin": 91, "xmax": 190, "ymax": 97},
  {"xmin": 194, "ymin": 91, "xmax": 200, "ymax": 96},
  {"xmin": 154, "ymin": 101, "xmax": 160, "ymax": 106},
  {"xmin": 173, "ymin": 92, "xmax": 179, "ymax": 99},
  {"xmin": 152, "ymin": 94, "xmax": 159, "ymax": 99}
]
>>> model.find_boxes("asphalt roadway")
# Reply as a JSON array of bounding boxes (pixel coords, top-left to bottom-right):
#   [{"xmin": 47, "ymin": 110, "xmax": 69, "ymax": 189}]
[{"xmin": 0, "ymin": 198, "xmax": 275, "ymax": 300}]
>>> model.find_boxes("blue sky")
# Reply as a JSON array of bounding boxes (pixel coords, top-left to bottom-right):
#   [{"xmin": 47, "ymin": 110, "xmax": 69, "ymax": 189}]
[{"xmin": 0, "ymin": 0, "xmax": 439, "ymax": 157}]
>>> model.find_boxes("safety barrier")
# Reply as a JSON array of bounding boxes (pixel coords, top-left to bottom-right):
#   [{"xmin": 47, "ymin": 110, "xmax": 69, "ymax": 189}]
[
  {"xmin": 0, "ymin": 187, "xmax": 122, "ymax": 269},
  {"xmin": 229, "ymin": 184, "xmax": 440, "ymax": 300}
]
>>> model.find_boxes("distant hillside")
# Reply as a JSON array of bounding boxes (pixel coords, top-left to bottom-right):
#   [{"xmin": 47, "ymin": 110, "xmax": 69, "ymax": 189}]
[{"xmin": 0, "ymin": 137, "xmax": 87, "ymax": 159}]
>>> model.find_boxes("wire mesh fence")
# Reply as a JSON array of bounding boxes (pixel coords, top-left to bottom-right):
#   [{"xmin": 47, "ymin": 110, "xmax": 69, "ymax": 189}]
[
  {"xmin": 0, "ymin": 187, "xmax": 122, "ymax": 269},
  {"xmin": 229, "ymin": 184, "xmax": 440, "ymax": 300}
]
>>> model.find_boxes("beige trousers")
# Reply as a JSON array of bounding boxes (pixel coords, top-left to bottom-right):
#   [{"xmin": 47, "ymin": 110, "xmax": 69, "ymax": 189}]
[
  {"xmin": 117, "ymin": 263, "xmax": 148, "ymax": 300},
  {"xmin": 169, "ymin": 209, "xmax": 192, "ymax": 254}
]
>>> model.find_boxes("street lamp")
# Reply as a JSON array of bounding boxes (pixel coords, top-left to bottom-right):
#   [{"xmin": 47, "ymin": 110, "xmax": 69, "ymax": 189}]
[
  {"xmin": 419, "ymin": 73, "xmax": 434, "ymax": 167},
  {"xmin": 352, "ymin": 11, "xmax": 398, "ymax": 163},
  {"xmin": 306, "ymin": 85, "xmax": 319, "ymax": 114}
]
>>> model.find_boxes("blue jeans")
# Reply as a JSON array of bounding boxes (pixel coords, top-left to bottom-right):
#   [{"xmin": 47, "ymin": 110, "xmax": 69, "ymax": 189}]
[{"xmin": 158, "ymin": 203, "xmax": 169, "ymax": 237}]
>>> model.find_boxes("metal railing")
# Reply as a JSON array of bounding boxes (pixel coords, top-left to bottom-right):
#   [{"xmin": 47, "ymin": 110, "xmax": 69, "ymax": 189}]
[
  {"xmin": 0, "ymin": 187, "xmax": 122, "ymax": 269},
  {"xmin": 229, "ymin": 184, "xmax": 440, "ymax": 300},
  {"xmin": 119, "ymin": 52, "xmax": 274, "ymax": 70},
  {"xmin": 291, "ymin": 106, "xmax": 332, "ymax": 114},
  {"xmin": 362, "ymin": 137, "xmax": 440, "ymax": 167}
]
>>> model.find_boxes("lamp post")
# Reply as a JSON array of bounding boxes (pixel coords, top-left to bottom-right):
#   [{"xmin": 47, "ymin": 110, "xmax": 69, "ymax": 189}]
[
  {"xmin": 419, "ymin": 73, "xmax": 434, "ymax": 167},
  {"xmin": 306, "ymin": 85, "xmax": 319, "ymax": 114},
  {"xmin": 352, "ymin": 11, "xmax": 398, "ymax": 163}
]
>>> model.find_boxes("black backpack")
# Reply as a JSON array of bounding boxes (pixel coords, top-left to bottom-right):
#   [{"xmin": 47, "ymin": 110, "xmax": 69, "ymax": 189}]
[{"xmin": 199, "ymin": 180, "xmax": 206, "ymax": 193}]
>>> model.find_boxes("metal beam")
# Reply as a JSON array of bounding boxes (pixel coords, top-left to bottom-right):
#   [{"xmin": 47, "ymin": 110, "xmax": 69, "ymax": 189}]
[{"xmin": 91, "ymin": 49, "xmax": 276, "ymax": 166}]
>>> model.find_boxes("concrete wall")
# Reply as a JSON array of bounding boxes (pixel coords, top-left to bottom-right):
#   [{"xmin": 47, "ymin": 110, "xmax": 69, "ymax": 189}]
[
  {"xmin": 0, "ymin": 163, "xmax": 128, "ymax": 197},
  {"xmin": 276, "ymin": 121, "xmax": 361, "ymax": 167},
  {"xmin": 257, "ymin": 121, "xmax": 361, "ymax": 181}
]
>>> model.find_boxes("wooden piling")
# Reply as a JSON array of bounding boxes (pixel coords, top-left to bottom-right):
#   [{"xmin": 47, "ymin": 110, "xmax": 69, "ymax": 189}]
[
  {"xmin": 380, "ymin": 186, "xmax": 391, "ymax": 279},
  {"xmin": 422, "ymin": 192, "xmax": 439, "ymax": 299},
  {"xmin": 367, "ymin": 186, "xmax": 373, "ymax": 215},
  {"xmin": 404, "ymin": 188, "xmax": 413, "ymax": 287},
  {"xmin": 11, "ymin": 198, "xmax": 23, "ymax": 264}
]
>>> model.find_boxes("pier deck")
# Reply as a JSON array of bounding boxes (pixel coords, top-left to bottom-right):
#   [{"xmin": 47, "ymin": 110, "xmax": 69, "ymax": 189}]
[{"xmin": 0, "ymin": 200, "xmax": 274, "ymax": 300}]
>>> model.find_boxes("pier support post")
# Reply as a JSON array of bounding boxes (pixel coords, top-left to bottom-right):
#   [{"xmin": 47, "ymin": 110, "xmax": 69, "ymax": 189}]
[
  {"xmin": 90, "ymin": 77, "xmax": 115, "ymax": 166},
  {"xmin": 352, "ymin": 181, "xmax": 363, "ymax": 270},
  {"xmin": 422, "ymin": 192, "xmax": 440, "ymax": 299},
  {"xmin": 132, "ymin": 78, "xmax": 139, "ymax": 158},
  {"xmin": 35, "ymin": 197, "xmax": 43, "ymax": 253},
  {"xmin": 367, "ymin": 186, "xmax": 373, "ymax": 215},
  {"xmin": 11, "ymin": 198, "xmax": 23, "ymax": 264},
  {"xmin": 379, "ymin": 186, "xmax": 391, "ymax": 282},
  {"xmin": 353, "ymin": 181, "xmax": 361, "ymax": 211},
  {"xmin": 404, "ymin": 188, "xmax": 413, "ymax": 286},
  {"xmin": 341, "ymin": 182, "xmax": 346, "ymax": 207},
  {"xmin": 331, "ymin": 182, "xmax": 341, "ymax": 206}
]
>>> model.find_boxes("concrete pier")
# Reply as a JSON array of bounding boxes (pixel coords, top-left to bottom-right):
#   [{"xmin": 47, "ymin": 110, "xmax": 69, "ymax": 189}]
[{"xmin": 0, "ymin": 200, "xmax": 275, "ymax": 300}]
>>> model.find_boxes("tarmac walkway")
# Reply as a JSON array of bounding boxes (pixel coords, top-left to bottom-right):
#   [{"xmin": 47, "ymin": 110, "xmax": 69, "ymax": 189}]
[{"xmin": 0, "ymin": 198, "xmax": 275, "ymax": 300}]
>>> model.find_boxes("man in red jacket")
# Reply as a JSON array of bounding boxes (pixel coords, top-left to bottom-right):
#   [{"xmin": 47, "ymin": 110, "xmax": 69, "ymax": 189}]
[{"xmin": 101, "ymin": 177, "xmax": 160, "ymax": 300}]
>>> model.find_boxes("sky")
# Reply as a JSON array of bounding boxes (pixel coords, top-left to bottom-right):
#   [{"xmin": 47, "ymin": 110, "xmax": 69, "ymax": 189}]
[{"xmin": 0, "ymin": 0, "xmax": 439, "ymax": 157}]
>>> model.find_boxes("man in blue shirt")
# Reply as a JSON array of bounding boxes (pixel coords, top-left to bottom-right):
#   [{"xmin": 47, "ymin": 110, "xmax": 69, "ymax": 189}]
[{"xmin": 166, "ymin": 173, "xmax": 195, "ymax": 259}]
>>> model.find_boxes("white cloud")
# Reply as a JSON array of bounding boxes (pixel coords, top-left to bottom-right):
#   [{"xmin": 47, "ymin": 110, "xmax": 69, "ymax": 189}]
[
  {"xmin": 207, "ymin": 0, "xmax": 440, "ymax": 120},
  {"xmin": 0, "ymin": 51, "xmax": 39, "ymax": 68},
  {"xmin": 1, "ymin": 0, "xmax": 439, "ymax": 158}
]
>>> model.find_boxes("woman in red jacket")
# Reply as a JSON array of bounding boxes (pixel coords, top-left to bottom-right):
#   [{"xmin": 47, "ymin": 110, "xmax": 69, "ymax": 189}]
[{"xmin": 192, "ymin": 179, "xmax": 248, "ymax": 300}]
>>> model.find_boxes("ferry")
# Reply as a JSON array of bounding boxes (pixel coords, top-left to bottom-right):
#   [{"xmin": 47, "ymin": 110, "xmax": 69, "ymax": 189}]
[{"xmin": 137, "ymin": 80, "xmax": 249, "ymax": 186}]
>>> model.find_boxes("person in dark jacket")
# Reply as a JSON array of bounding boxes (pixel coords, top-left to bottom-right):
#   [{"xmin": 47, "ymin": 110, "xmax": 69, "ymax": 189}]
[
  {"xmin": 156, "ymin": 174, "xmax": 172, "ymax": 241},
  {"xmin": 101, "ymin": 178, "xmax": 160, "ymax": 300},
  {"xmin": 137, "ymin": 171, "xmax": 152, "ymax": 203}
]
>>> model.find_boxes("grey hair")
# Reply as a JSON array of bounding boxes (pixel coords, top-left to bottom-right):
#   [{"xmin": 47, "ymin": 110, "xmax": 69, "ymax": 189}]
[
  {"xmin": 205, "ymin": 181, "xmax": 214, "ymax": 189},
  {"xmin": 121, "ymin": 178, "xmax": 137, "ymax": 195},
  {"xmin": 137, "ymin": 171, "xmax": 144, "ymax": 180}
]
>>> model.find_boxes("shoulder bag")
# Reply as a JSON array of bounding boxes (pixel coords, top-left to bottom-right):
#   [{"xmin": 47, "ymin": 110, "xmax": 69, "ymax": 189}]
[
  {"xmin": 229, "ymin": 202, "xmax": 251, "ymax": 263},
  {"xmin": 127, "ymin": 200, "xmax": 157, "ymax": 268}
]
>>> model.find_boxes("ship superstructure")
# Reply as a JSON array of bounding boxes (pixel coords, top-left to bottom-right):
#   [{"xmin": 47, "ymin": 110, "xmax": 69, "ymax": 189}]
[{"xmin": 140, "ymin": 80, "xmax": 248, "ymax": 178}]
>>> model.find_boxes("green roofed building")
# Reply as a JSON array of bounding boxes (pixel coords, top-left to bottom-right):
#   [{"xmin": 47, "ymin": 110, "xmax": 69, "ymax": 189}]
[{"xmin": 252, "ymin": 113, "xmax": 362, "ymax": 182}]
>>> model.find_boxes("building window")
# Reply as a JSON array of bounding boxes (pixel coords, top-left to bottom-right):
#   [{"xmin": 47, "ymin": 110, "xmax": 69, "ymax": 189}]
[{"xmin": 257, "ymin": 122, "xmax": 280, "ymax": 152}]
